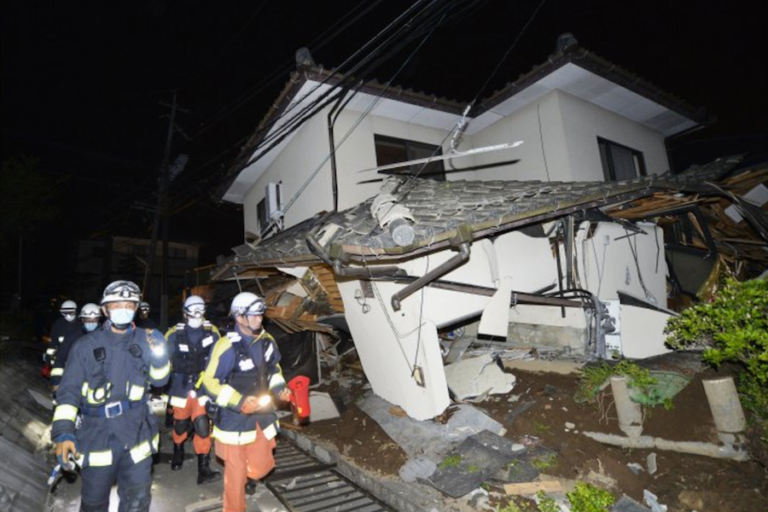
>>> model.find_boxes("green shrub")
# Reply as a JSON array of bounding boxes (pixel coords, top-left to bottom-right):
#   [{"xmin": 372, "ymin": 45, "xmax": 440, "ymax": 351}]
[
  {"xmin": 566, "ymin": 482, "xmax": 615, "ymax": 512},
  {"xmin": 575, "ymin": 361, "xmax": 658, "ymax": 404},
  {"xmin": 536, "ymin": 491, "xmax": 560, "ymax": 512},
  {"xmin": 665, "ymin": 277, "xmax": 768, "ymax": 418}
]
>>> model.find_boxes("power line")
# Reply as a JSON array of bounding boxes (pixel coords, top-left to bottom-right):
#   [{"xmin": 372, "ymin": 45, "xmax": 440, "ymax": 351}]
[
  {"xmin": 170, "ymin": 0, "xmax": 450, "ymax": 208},
  {"xmin": 191, "ymin": 0, "xmax": 387, "ymax": 138}
]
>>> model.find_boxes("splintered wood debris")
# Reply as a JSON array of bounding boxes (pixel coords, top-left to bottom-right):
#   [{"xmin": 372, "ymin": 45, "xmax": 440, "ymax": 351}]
[{"xmin": 607, "ymin": 166, "xmax": 768, "ymax": 266}]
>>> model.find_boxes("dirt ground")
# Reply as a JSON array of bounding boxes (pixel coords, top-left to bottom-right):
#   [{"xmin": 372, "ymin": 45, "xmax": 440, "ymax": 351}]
[{"xmin": 299, "ymin": 357, "xmax": 767, "ymax": 512}]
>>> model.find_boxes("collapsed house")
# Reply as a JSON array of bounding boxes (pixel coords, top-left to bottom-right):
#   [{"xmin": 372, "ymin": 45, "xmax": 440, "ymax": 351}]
[
  {"xmin": 208, "ymin": 35, "xmax": 767, "ymax": 420},
  {"xmin": 211, "ymin": 156, "xmax": 767, "ymax": 420}
]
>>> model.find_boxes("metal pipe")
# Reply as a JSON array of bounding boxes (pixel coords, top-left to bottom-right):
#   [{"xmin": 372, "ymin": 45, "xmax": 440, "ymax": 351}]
[
  {"xmin": 332, "ymin": 258, "xmax": 405, "ymax": 278},
  {"xmin": 554, "ymin": 237, "xmax": 565, "ymax": 318},
  {"xmin": 391, "ymin": 242, "xmax": 471, "ymax": 311},
  {"xmin": 327, "ymin": 109, "xmax": 339, "ymax": 212},
  {"xmin": 305, "ymin": 222, "xmax": 404, "ymax": 278},
  {"xmin": 385, "ymin": 278, "xmax": 584, "ymax": 308}
]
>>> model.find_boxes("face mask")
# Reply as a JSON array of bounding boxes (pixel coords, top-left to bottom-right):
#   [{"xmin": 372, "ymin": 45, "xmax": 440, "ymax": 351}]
[
  {"xmin": 64, "ymin": 313, "xmax": 76, "ymax": 322},
  {"xmin": 83, "ymin": 322, "xmax": 99, "ymax": 332},
  {"xmin": 108, "ymin": 308, "xmax": 135, "ymax": 328},
  {"xmin": 187, "ymin": 317, "xmax": 203, "ymax": 329}
]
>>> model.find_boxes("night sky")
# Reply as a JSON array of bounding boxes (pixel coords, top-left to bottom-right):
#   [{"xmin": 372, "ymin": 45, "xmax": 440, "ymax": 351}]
[{"xmin": 2, "ymin": 0, "xmax": 766, "ymax": 302}]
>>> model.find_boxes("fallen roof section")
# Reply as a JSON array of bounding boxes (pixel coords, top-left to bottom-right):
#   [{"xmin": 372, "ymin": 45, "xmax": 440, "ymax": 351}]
[{"xmin": 212, "ymin": 155, "xmax": 742, "ymax": 281}]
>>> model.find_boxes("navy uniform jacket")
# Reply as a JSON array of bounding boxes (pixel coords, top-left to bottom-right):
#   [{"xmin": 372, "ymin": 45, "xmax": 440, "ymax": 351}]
[
  {"xmin": 50, "ymin": 324, "xmax": 87, "ymax": 387},
  {"xmin": 164, "ymin": 321, "xmax": 220, "ymax": 407},
  {"xmin": 47, "ymin": 317, "xmax": 82, "ymax": 363},
  {"xmin": 51, "ymin": 324, "xmax": 170, "ymax": 468},
  {"xmin": 201, "ymin": 327, "xmax": 286, "ymax": 445}
]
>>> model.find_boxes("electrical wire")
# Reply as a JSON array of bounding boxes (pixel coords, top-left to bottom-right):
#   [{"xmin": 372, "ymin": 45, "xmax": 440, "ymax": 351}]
[
  {"xmin": 191, "ymin": 0, "xmax": 387, "ymax": 138},
  {"xmin": 259, "ymin": 3, "xmax": 450, "ymax": 236},
  {"xmin": 235, "ymin": 0, "xmax": 448, "ymax": 173},
  {"xmin": 394, "ymin": 0, "xmax": 549, "ymax": 203}
]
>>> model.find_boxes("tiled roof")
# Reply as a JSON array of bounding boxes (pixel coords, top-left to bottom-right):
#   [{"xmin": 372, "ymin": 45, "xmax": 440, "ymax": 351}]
[
  {"xmin": 212, "ymin": 156, "xmax": 741, "ymax": 281},
  {"xmin": 477, "ymin": 42, "xmax": 712, "ymax": 126}
]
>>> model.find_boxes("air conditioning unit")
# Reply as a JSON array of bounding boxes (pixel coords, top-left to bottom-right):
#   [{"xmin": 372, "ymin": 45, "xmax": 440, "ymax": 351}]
[{"xmin": 265, "ymin": 182, "xmax": 282, "ymax": 219}]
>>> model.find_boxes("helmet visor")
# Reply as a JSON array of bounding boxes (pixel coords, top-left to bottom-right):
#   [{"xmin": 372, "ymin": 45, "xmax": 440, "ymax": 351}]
[
  {"xmin": 184, "ymin": 305, "xmax": 206, "ymax": 318},
  {"xmin": 102, "ymin": 281, "xmax": 141, "ymax": 303}
]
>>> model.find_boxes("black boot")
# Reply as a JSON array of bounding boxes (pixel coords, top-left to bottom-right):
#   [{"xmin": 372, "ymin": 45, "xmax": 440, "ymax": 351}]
[
  {"xmin": 171, "ymin": 443, "xmax": 184, "ymax": 470},
  {"xmin": 197, "ymin": 454, "xmax": 221, "ymax": 485},
  {"xmin": 245, "ymin": 478, "xmax": 258, "ymax": 495}
]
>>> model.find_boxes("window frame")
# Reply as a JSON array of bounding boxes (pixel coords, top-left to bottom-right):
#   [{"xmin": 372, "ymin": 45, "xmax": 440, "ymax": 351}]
[
  {"xmin": 597, "ymin": 137, "xmax": 647, "ymax": 181},
  {"xmin": 374, "ymin": 134, "xmax": 446, "ymax": 181}
]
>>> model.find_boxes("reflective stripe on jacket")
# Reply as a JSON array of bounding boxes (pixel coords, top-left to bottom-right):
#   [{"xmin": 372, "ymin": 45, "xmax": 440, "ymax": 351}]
[{"xmin": 201, "ymin": 327, "xmax": 285, "ymax": 442}]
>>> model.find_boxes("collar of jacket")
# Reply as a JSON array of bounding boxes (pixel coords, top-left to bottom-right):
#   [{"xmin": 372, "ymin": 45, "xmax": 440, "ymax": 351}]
[{"xmin": 234, "ymin": 324, "xmax": 264, "ymax": 344}]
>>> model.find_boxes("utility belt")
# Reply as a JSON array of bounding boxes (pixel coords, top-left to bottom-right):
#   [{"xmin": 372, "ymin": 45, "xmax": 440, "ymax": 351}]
[{"xmin": 81, "ymin": 398, "xmax": 147, "ymax": 418}]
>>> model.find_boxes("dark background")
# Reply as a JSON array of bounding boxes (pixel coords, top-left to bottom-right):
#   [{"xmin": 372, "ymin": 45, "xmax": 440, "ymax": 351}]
[{"xmin": 2, "ymin": 0, "xmax": 766, "ymax": 307}]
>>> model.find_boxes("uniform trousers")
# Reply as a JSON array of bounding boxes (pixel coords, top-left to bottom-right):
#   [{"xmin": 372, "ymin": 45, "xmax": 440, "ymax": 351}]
[
  {"xmin": 215, "ymin": 424, "xmax": 276, "ymax": 512},
  {"xmin": 79, "ymin": 441, "xmax": 153, "ymax": 512},
  {"xmin": 172, "ymin": 396, "xmax": 211, "ymax": 454}
]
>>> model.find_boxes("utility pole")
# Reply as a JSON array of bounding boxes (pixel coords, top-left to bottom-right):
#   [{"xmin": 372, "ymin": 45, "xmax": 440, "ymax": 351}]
[{"xmin": 146, "ymin": 90, "xmax": 187, "ymax": 331}]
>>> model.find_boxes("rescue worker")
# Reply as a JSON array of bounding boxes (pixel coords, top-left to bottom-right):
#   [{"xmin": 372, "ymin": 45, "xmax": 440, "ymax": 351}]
[
  {"xmin": 51, "ymin": 280, "xmax": 170, "ymax": 512},
  {"xmin": 135, "ymin": 301, "xmax": 158, "ymax": 330},
  {"xmin": 50, "ymin": 303, "xmax": 102, "ymax": 393},
  {"xmin": 202, "ymin": 292, "xmax": 290, "ymax": 512},
  {"xmin": 46, "ymin": 300, "xmax": 81, "ymax": 368},
  {"xmin": 165, "ymin": 295, "xmax": 222, "ymax": 484}
]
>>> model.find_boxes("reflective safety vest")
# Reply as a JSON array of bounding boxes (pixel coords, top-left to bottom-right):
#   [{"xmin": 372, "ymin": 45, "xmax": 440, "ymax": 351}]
[
  {"xmin": 167, "ymin": 322, "xmax": 219, "ymax": 406},
  {"xmin": 203, "ymin": 330, "xmax": 285, "ymax": 445},
  {"xmin": 169, "ymin": 323, "xmax": 217, "ymax": 375}
]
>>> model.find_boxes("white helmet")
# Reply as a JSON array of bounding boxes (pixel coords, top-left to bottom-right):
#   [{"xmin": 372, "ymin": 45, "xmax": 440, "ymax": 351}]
[
  {"xmin": 79, "ymin": 303, "xmax": 102, "ymax": 319},
  {"xmin": 230, "ymin": 292, "xmax": 266, "ymax": 317},
  {"xmin": 60, "ymin": 300, "xmax": 78, "ymax": 313},
  {"xmin": 183, "ymin": 295, "xmax": 206, "ymax": 318},
  {"xmin": 101, "ymin": 280, "xmax": 141, "ymax": 305},
  {"xmin": 139, "ymin": 301, "xmax": 150, "ymax": 313}
]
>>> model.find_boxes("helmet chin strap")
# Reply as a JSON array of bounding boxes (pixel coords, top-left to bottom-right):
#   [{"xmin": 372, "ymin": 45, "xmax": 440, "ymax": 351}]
[{"xmin": 237, "ymin": 317, "xmax": 263, "ymax": 337}]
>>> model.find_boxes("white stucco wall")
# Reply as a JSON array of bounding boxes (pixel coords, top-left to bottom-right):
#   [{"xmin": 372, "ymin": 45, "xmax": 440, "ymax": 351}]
[
  {"xmin": 557, "ymin": 90, "xmax": 670, "ymax": 180},
  {"xmin": 493, "ymin": 221, "xmax": 667, "ymax": 328},
  {"xmin": 467, "ymin": 89, "xmax": 670, "ymax": 183},
  {"xmin": 243, "ymin": 114, "xmax": 333, "ymax": 235},
  {"xmin": 469, "ymin": 90, "xmax": 571, "ymax": 182},
  {"xmin": 244, "ymin": 108, "xmax": 458, "ymax": 234},
  {"xmin": 336, "ymin": 241, "xmax": 499, "ymax": 420},
  {"xmin": 332, "ymin": 218, "xmax": 668, "ymax": 419},
  {"xmin": 242, "ymin": 88, "xmax": 670, "ymax": 237}
]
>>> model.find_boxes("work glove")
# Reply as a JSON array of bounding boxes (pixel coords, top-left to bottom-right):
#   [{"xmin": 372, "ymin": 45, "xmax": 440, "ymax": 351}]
[{"xmin": 55, "ymin": 435, "xmax": 78, "ymax": 471}]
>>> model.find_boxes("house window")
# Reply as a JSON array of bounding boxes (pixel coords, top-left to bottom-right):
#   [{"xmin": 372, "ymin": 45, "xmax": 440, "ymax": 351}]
[
  {"xmin": 374, "ymin": 135, "xmax": 445, "ymax": 181},
  {"xmin": 257, "ymin": 198, "xmax": 272, "ymax": 235},
  {"xmin": 598, "ymin": 137, "xmax": 646, "ymax": 181}
]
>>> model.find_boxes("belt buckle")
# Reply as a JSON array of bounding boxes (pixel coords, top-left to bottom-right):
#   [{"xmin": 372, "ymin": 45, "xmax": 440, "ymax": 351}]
[{"xmin": 104, "ymin": 401, "xmax": 123, "ymax": 418}]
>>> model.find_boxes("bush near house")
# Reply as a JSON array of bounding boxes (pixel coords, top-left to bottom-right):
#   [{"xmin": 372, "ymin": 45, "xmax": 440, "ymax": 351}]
[{"xmin": 665, "ymin": 276, "xmax": 768, "ymax": 464}]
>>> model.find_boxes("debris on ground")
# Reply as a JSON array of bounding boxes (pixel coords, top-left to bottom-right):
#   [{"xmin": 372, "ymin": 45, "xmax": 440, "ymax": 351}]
[
  {"xmin": 299, "ymin": 349, "xmax": 768, "ymax": 512},
  {"xmin": 444, "ymin": 354, "xmax": 516, "ymax": 401}
]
